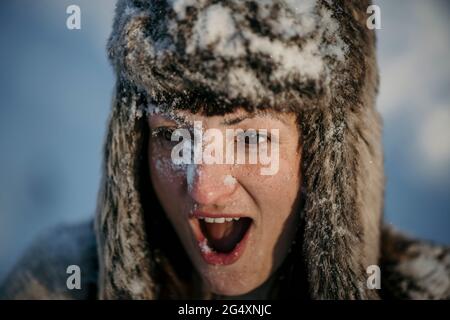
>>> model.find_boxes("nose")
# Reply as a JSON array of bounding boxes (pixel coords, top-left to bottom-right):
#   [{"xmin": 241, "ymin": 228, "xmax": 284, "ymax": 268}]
[{"xmin": 187, "ymin": 163, "xmax": 237, "ymax": 206}]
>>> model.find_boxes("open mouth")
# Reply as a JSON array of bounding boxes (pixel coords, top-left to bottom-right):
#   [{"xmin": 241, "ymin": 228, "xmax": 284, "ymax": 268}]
[
  {"xmin": 190, "ymin": 212, "xmax": 253, "ymax": 265},
  {"xmin": 199, "ymin": 216, "xmax": 252, "ymax": 253}
]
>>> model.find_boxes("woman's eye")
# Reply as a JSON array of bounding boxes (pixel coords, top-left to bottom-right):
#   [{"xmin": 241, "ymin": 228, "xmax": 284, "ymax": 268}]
[
  {"xmin": 152, "ymin": 127, "xmax": 175, "ymax": 143},
  {"xmin": 255, "ymin": 134, "xmax": 268, "ymax": 144},
  {"xmin": 236, "ymin": 132, "xmax": 270, "ymax": 145},
  {"xmin": 162, "ymin": 128, "xmax": 174, "ymax": 141}
]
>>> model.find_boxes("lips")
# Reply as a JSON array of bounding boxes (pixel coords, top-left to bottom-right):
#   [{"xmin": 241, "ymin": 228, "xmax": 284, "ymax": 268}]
[{"xmin": 189, "ymin": 211, "xmax": 253, "ymax": 265}]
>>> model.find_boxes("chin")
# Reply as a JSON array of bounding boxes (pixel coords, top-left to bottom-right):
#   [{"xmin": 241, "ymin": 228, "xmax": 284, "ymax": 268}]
[
  {"xmin": 208, "ymin": 279, "xmax": 255, "ymax": 296},
  {"xmin": 200, "ymin": 266, "xmax": 268, "ymax": 296}
]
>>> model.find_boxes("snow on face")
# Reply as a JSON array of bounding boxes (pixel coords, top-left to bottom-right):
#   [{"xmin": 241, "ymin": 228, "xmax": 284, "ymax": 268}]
[
  {"xmin": 154, "ymin": 157, "xmax": 187, "ymax": 184},
  {"xmin": 186, "ymin": 163, "xmax": 197, "ymax": 191},
  {"xmin": 223, "ymin": 174, "xmax": 237, "ymax": 186}
]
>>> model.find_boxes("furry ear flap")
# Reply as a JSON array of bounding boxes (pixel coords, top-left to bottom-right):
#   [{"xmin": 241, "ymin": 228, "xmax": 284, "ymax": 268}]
[
  {"xmin": 95, "ymin": 82, "xmax": 158, "ymax": 299},
  {"xmin": 300, "ymin": 105, "xmax": 383, "ymax": 299},
  {"xmin": 299, "ymin": 0, "xmax": 383, "ymax": 300}
]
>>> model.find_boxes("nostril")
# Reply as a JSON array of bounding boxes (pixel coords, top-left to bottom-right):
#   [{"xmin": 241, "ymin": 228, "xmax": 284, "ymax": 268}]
[{"xmin": 189, "ymin": 187, "xmax": 220, "ymax": 206}]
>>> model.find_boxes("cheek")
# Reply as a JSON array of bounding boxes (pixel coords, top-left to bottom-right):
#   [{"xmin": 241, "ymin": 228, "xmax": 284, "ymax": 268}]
[
  {"xmin": 149, "ymin": 154, "xmax": 194, "ymax": 242},
  {"xmin": 241, "ymin": 146, "xmax": 301, "ymax": 249},
  {"xmin": 258, "ymin": 165, "xmax": 300, "ymax": 222},
  {"xmin": 239, "ymin": 147, "xmax": 301, "ymax": 209},
  {"xmin": 259, "ymin": 155, "xmax": 302, "ymax": 261},
  {"xmin": 274, "ymin": 143, "xmax": 302, "ymax": 194},
  {"xmin": 149, "ymin": 139, "xmax": 183, "ymax": 182},
  {"xmin": 148, "ymin": 150, "xmax": 186, "ymax": 212}
]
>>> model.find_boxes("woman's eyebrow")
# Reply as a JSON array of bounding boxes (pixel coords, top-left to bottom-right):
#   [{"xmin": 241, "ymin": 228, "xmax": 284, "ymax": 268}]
[
  {"xmin": 221, "ymin": 114, "xmax": 255, "ymax": 126},
  {"xmin": 221, "ymin": 113, "xmax": 288, "ymax": 126}
]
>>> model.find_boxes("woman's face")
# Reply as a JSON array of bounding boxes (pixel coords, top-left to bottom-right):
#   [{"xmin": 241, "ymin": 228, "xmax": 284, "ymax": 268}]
[{"xmin": 148, "ymin": 107, "xmax": 302, "ymax": 296}]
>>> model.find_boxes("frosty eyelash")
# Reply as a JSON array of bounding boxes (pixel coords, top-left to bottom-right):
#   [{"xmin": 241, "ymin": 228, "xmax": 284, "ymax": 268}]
[
  {"xmin": 151, "ymin": 127, "xmax": 175, "ymax": 141},
  {"xmin": 236, "ymin": 132, "xmax": 271, "ymax": 144}
]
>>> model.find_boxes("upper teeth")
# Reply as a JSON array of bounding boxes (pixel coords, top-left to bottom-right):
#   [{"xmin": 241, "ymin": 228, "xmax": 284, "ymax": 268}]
[{"xmin": 200, "ymin": 217, "xmax": 240, "ymax": 223}]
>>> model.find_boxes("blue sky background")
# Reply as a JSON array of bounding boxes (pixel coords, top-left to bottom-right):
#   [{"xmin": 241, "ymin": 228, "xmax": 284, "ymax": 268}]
[{"xmin": 0, "ymin": 1, "xmax": 449, "ymax": 281}]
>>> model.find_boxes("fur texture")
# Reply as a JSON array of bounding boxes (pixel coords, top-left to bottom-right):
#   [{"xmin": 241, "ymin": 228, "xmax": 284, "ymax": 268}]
[
  {"xmin": 100, "ymin": 0, "xmax": 384, "ymax": 299},
  {"xmin": 1, "ymin": 0, "xmax": 448, "ymax": 300}
]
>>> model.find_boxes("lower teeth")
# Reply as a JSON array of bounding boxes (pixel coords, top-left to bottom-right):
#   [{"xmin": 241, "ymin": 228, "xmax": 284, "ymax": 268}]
[{"xmin": 199, "ymin": 218, "xmax": 251, "ymax": 253}]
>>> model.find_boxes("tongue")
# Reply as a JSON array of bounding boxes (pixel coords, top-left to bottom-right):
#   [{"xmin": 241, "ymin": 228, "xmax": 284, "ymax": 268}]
[{"xmin": 201, "ymin": 219, "xmax": 250, "ymax": 253}]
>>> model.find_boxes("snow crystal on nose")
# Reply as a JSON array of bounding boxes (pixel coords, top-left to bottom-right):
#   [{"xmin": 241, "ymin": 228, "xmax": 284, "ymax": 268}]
[{"xmin": 223, "ymin": 174, "xmax": 237, "ymax": 186}]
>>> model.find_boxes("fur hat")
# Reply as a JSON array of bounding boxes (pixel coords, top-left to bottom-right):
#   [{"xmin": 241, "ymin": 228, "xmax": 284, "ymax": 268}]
[{"xmin": 95, "ymin": 0, "xmax": 446, "ymax": 299}]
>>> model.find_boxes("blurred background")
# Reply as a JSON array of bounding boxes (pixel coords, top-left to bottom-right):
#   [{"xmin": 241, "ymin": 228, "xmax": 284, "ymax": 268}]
[{"xmin": 0, "ymin": 0, "xmax": 449, "ymax": 282}]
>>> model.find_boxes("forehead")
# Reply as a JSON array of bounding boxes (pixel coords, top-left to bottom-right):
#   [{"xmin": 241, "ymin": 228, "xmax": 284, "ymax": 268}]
[{"xmin": 147, "ymin": 106, "xmax": 294, "ymax": 127}]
